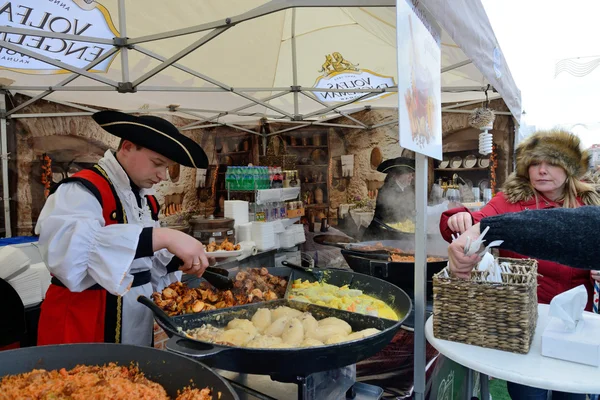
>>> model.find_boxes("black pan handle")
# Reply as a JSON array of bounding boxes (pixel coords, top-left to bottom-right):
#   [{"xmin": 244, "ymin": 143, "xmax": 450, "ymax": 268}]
[
  {"xmin": 137, "ymin": 295, "xmax": 181, "ymax": 333},
  {"xmin": 281, "ymin": 260, "xmax": 308, "ymax": 271},
  {"xmin": 368, "ymin": 259, "xmax": 389, "ymax": 279},
  {"xmin": 165, "ymin": 336, "xmax": 228, "ymax": 359}
]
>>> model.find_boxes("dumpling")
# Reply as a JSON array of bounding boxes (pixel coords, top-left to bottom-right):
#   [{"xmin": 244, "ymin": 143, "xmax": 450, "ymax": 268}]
[
  {"xmin": 281, "ymin": 318, "xmax": 304, "ymax": 345},
  {"xmin": 325, "ymin": 333, "xmax": 349, "ymax": 345},
  {"xmin": 346, "ymin": 328, "xmax": 381, "ymax": 341},
  {"xmin": 300, "ymin": 338, "xmax": 324, "ymax": 348},
  {"xmin": 217, "ymin": 329, "xmax": 254, "ymax": 346},
  {"xmin": 306, "ymin": 325, "xmax": 349, "ymax": 343},
  {"xmin": 317, "ymin": 317, "xmax": 352, "ymax": 335},
  {"xmin": 251, "ymin": 308, "xmax": 272, "ymax": 333},
  {"xmin": 264, "ymin": 316, "xmax": 289, "ymax": 337},
  {"xmin": 246, "ymin": 335, "xmax": 283, "ymax": 348},
  {"xmin": 299, "ymin": 313, "xmax": 318, "ymax": 336},
  {"xmin": 227, "ymin": 319, "xmax": 257, "ymax": 336},
  {"xmin": 271, "ymin": 306, "xmax": 303, "ymax": 321}
]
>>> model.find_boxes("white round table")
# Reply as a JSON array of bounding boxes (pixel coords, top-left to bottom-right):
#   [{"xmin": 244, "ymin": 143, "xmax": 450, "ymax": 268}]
[{"xmin": 425, "ymin": 304, "xmax": 600, "ymax": 397}]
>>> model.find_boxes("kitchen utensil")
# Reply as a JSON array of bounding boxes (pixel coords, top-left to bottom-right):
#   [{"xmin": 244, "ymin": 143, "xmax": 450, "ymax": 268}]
[
  {"xmin": 0, "ymin": 343, "xmax": 239, "ymax": 400},
  {"xmin": 464, "ymin": 155, "xmax": 477, "ymax": 168},
  {"xmin": 450, "ymin": 156, "xmax": 462, "ymax": 169}
]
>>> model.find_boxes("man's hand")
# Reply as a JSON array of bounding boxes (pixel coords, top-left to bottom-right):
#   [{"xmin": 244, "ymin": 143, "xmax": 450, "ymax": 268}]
[
  {"xmin": 448, "ymin": 223, "xmax": 482, "ymax": 279},
  {"xmin": 447, "ymin": 212, "xmax": 473, "ymax": 234},
  {"xmin": 153, "ymin": 228, "xmax": 215, "ymax": 277}
]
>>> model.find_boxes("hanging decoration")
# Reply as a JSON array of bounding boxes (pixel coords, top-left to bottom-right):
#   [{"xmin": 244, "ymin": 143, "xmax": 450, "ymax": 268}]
[
  {"xmin": 469, "ymin": 85, "xmax": 496, "ymax": 156},
  {"xmin": 490, "ymin": 144, "xmax": 498, "ymax": 195},
  {"xmin": 40, "ymin": 154, "xmax": 52, "ymax": 198}
]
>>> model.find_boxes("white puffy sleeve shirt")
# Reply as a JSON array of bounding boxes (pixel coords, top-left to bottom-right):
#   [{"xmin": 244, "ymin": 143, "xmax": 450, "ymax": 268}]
[{"xmin": 35, "ymin": 182, "xmax": 178, "ymax": 296}]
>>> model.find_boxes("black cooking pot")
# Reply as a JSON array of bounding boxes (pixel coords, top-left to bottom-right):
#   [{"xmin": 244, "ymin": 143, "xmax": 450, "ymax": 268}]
[
  {"xmin": 0, "ymin": 343, "xmax": 239, "ymax": 399},
  {"xmin": 340, "ymin": 240, "xmax": 447, "ymax": 300}
]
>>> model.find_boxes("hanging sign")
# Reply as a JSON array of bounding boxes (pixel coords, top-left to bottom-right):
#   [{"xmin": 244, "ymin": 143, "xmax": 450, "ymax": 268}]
[
  {"xmin": 396, "ymin": 0, "xmax": 442, "ymax": 160},
  {"xmin": 313, "ymin": 52, "xmax": 395, "ymax": 103},
  {"xmin": 0, "ymin": 0, "xmax": 118, "ymax": 74}
]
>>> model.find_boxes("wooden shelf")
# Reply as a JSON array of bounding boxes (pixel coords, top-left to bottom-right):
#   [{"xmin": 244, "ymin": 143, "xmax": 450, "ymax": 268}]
[
  {"xmin": 435, "ymin": 167, "xmax": 488, "ymax": 172},
  {"xmin": 297, "ymin": 164, "xmax": 328, "ymax": 168},
  {"xmin": 300, "ymin": 182, "xmax": 327, "ymax": 184},
  {"xmin": 306, "ymin": 203, "xmax": 329, "ymax": 208}
]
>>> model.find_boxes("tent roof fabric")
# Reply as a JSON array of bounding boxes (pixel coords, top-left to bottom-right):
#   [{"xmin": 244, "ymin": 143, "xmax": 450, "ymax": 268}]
[{"xmin": 0, "ymin": 0, "xmax": 521, "ymax": 126}]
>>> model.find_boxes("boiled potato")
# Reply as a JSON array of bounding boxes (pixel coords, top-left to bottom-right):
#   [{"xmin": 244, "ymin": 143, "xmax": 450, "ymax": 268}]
[
  {"xmin": 346, "ymin": 328, "xmax": 381, "ymax": 341},
  {"xmin": 251, "ymin": 308, "xmax": 272, "ymax": 333},
  {"xmin": 271, "ymin": 306, "xmax": 303, "ymax": 321},
  {"xmin": 264, "ymin": 316, "xmax": 289, "ymax": 337},
  {"xmin": 227, "ymin": 319, "xmax": 258, "ymax": 336},
  {"xmin": 306, "ymin": 325, "xmax": 349, "ymax": 343},
  {"xmin": 246, "ymin": 335, "xmax": 283, "ymax": 348},
  {"xmin": 325, "ymin": 333, "xmax": 349, "ymax": 345},
  {"xmin": 281, "ymin": 318, "xmax": 304, "ymax": 345},
  {"xmin": 299, "ymin": 313, "xmax": 318, "ymax": 336},
  {"xmin": 218, "ymin": 329, "xmax": 254, "ymax": 346},
  {"xmin": 300, "ymin": 338, "xmax": 324, "ymax": 348},
  {"xmin": 318, "ymin": 317, "xmax": 352, "ymax": 335}
]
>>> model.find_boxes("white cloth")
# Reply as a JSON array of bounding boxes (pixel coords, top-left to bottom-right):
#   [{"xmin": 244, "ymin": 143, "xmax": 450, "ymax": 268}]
[
  {"xmin": 349, "ymin": 209, "xmax": 375, "ymax": 229},
  {"xmin": 35, "ymin": 150, "xmax": 180, "ymax": 346}
]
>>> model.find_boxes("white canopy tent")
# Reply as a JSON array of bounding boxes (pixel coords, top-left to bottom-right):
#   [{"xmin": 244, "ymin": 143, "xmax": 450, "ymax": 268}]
[{"xmin": 0, "ymin": 1, "xmax": 520, "ymax": 398}]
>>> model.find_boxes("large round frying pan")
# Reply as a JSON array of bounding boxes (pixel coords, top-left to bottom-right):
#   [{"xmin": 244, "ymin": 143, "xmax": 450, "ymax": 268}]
[
  {"xmin": 336, "ymin": 240, "xmax": 447, "ymax": 300},
  {"xmin": 0, "ymin": 343, "xmax": 239, "ymax": 400},
  {"xmin": 139, "ymin": 269, "xmax": 411, "ymax": 378}
]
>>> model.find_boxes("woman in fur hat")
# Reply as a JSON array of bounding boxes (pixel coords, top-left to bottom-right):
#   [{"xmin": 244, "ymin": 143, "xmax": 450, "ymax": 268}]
[{"xmin": 439, "ymin": 130, "xmax": 600, "ymax": 400}]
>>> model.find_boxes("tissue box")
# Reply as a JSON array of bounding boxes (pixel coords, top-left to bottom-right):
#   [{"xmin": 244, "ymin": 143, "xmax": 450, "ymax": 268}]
[{"xmin": 542, "ymin": 313, "xmax": 600, "ymax": 366}]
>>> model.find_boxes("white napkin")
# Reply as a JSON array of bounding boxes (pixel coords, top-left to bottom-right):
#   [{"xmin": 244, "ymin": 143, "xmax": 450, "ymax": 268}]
[{"xmin": 548, "ymin": 285, "xmax": 588, "ymax": 331}]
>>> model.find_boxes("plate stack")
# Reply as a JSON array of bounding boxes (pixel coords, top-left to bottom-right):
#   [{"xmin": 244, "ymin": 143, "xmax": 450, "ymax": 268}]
[
  {"xmin": 251, "ymin": 221, "xmax": 276, "ymax": 251},
  {"xmin": 224, "ymin": 200, "xmax": 249, "ymax": 225},
  {"xmin": 0, "ymin": 247, "xmax": 52, "ymax": 306}
]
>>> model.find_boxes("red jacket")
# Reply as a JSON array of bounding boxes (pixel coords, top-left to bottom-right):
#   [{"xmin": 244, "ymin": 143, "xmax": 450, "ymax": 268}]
[{"xmin": 440, "ymin": 191, "xmax": 594, "ymax": 311}]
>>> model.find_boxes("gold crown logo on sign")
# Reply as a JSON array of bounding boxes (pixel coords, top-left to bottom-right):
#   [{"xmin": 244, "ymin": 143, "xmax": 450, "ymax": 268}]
[{"xmin": 318, "ymin": 52, "xmax": 359, "ymax": 77}]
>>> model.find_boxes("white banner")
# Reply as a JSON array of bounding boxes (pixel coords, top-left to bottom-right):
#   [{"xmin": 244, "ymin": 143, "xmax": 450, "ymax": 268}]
[
  {"xmin": 396, "ymin": 0, "xmax": 442, "ymax": 160},
  {"xmin": 313, "ymin": 52, "xmax": 395, "ymax": 103},
  {"xmin": 0, "ymin": 0, "xmax": 118, "ymax": 74}
]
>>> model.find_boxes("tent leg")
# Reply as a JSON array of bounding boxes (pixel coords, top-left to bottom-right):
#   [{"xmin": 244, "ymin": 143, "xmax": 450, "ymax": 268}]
[
  {"xmin": 0, "ymin": 93, "xmax": 11, "ymax": 238},
  {"xmin": 413, "ymin": 153, "xmax": 428, "ymax": 400},
  {"xmin": 118, "ymin": 0, "xmax": 130, "ymax": 82}
]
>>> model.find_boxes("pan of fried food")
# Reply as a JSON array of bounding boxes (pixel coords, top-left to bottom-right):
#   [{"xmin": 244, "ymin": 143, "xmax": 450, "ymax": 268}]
[
  {"xmin": 0, "ymin": 343, "xmax": 238, "ymax": 400},
  {"xmin": 152, "ymin": 267, "xmax": 288, "ymax": 316},
  {"xmin": 150, "ymin": 293, "xmax": 411, "ymax": 377}
]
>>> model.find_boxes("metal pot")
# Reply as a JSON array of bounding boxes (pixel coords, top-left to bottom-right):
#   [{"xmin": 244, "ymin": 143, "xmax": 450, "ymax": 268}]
[
  {"xmin": 0, "ymin": 343, "xmax": 239, "ymax": 400},
  {"xmin": 190, "ymin": 216, "xmax": 235, "ymax": 245}
]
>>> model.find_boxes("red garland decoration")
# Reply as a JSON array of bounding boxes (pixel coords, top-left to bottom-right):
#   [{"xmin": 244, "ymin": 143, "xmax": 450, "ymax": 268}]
[
  {"xmin": 490, "ymin": 144, "xmax": 498, "ymax": 196},
  {"xmin": 40, "ymin": 154, "xmax": 52, "ymax": 198}
]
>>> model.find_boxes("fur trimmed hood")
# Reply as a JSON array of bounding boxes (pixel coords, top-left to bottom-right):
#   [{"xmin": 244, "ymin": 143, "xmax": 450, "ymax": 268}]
[{"xmin": 515, "ymin": 129, "xmax": 589, "ymax": 178}]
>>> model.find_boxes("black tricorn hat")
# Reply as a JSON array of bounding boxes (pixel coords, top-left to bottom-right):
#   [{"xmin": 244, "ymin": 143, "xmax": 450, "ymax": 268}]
[
  {"xmin": 92, "ymin": 111, "xmax": 208, "ymax": 169},
  {"xmin": 377, "ymin": 156, "xmax": 415, "ymax": 174}
]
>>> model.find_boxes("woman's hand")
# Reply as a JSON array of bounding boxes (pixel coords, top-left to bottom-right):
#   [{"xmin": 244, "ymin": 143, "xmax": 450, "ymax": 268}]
[
  {"xmin": 591, "ymin": 270, "xmax": 600, "ymax": 283},
  {"xmin": 447, "ymin": 212, "xmax": 473, "ymax": 233},
  {"xmin": 153, "ymin": 228, "xmax": 215, "ymax": 277},
  {"xmin": 448, "ymin": 223, "xmax": 482, "ymax": 279}
]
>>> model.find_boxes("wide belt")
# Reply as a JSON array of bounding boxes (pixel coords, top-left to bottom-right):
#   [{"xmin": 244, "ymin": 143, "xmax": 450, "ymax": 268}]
[{"xmin": 51, "ymin": 270, "xmax": 152, "ymax": 291}]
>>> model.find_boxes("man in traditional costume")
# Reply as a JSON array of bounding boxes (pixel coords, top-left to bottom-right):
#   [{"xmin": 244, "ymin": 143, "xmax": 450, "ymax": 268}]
[{"xmin": 35, "ymin": 111, "xmax": 212, "ymax": 346}]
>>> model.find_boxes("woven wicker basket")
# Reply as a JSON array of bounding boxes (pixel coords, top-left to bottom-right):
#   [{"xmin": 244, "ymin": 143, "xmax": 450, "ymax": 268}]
[{"xmin": 432, "ymin": 258, "xmax": 538, "ymax": 354}]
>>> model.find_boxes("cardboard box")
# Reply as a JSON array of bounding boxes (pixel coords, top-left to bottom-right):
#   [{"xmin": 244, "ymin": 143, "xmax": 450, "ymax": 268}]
[
  {"xmin": 541, "ymin": 312, "xmax": 600, "ymax": 366},
  {"xmin": 287, "ymin": 208, "xmax": 305, "ymax": 218}
]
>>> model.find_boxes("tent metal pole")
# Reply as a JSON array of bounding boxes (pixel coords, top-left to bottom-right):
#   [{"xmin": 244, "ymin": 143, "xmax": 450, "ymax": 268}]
[
  {"xmin": 267, "ymin": 124, "xmax": 311, "ymax": 136},
  {"xmin": 134, "ymin": 46, "xmax": 293, "ymax": 119},
  {"xmin": 45, "ymin": 100, "xmax": 100, "ymax": 113},
  {"xmin": 6, "ymin": 86, "xmax": 115, "ymax": 92},
  {"xmin": 443, "ymin": 109, "xmax": 512, "ymax": 116},
  {"xmin": 224, "ymin": 123, "xmax": 264, "ymax": 136},
  {"xmin": 300, "ymin": 86, "xmax": 397, "ymax": 93},
  {"xmin": 442, "ymin": 95, "xmax": 500, "ymax": 110},
  {"xmin": 370, "ymin": 119, "xmax": 399, "ymax": 129},
  {"xmin": 0, "ymin": 93, "xmax": 11, "ymax": 237},
  {"xmin": 5, "ymin": 47, "xmax": 120, "ymax": 116},
  {"xmin": 0, "ymin": 42, "xmax": 118, "ymax": 87},
  {"xmin": 0, "ymin": 25, "xmax": 113, "ymax": 45},
  {"xmin": 118, "ymin": 0, "xmax": 130, "ymax": 83},
  {"xmin": 413, "ymin": 153, "xmax": 428, "ymax": 400},
  {"xmin": 299, "ymin": 91, "xmax": 369, "ymax": 128},
  {"xmin": 291, "ymin": 9, "xmax": 299, "ymax": 117},
  {"xmin": 311, "ymin": 122, "xmax": 365, "ymax": 129},
  {"xmin": 440, "ymin": 59, "xmax": 472, "ymax": 73},
  {"xmin": 132, "ymin": 27, "xmax": 230, "ymax": 88},
  {"xmin": 303, "ymin": 91, "xmax": 382, "ymax": 118},
  {"xmin": 128, "ymin": 0, "xmax": 394, "ymax": 45}
]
